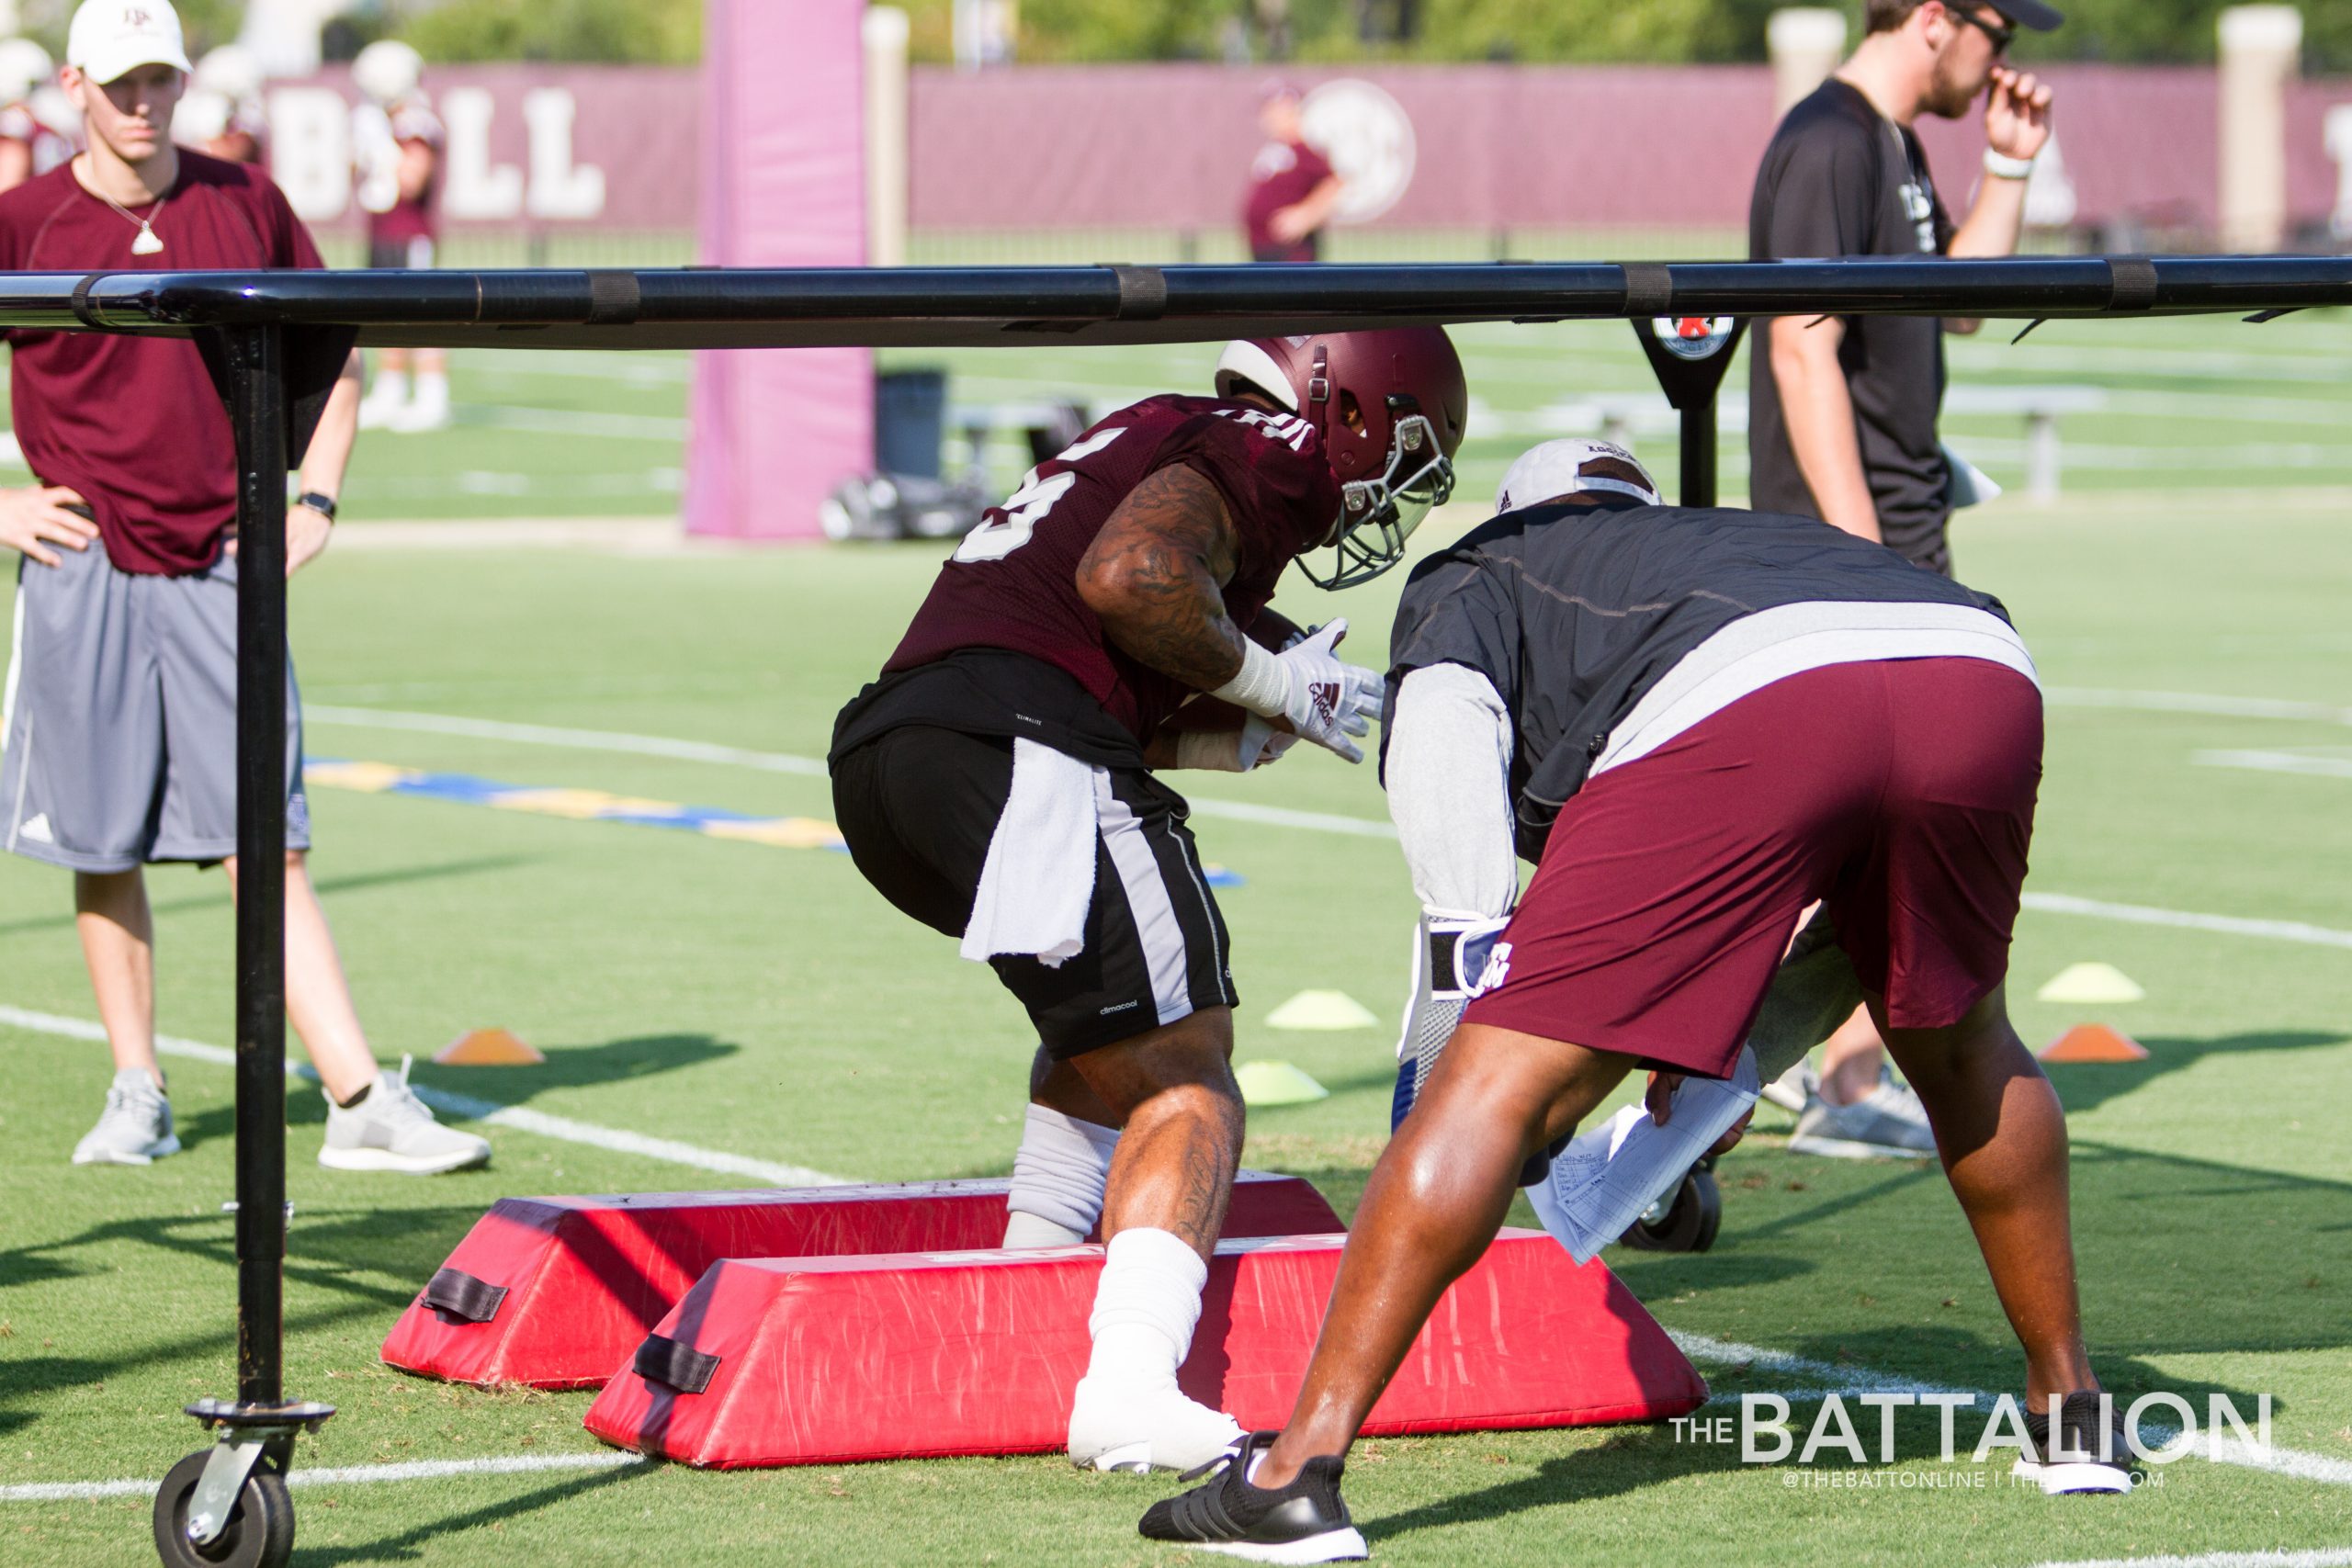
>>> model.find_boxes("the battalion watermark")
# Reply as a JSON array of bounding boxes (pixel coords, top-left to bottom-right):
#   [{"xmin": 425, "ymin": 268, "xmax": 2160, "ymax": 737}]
[{"xmin": 1668, "ymin": 1391, "xmax": 2276, "ymax": 1488}]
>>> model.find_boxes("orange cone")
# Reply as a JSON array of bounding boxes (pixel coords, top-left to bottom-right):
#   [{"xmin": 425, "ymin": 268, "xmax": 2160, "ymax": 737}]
[
  {"xmin": 433, "ymin": 1028, "xmax": 546, "ymax": 1066},
  {"xmin": 2038, "ymin": 1024, "xmax": 2149, "ymax": 1064}
]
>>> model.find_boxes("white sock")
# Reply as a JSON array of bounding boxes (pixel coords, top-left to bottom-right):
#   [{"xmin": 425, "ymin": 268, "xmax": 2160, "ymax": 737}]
[
  {"xmin": 1004, "ymin": 1102, "xmax": 1120, "ymax": 1247},
  {"xmin": 1084, "ymin": 1227, "xmax": 1206, "ymax": 1388},
  {"xmin": 365, "ymin": 369, "xmax": 408, "ymax": 406},
  {"xmin": 409, "ymin": 370, "xmax": 449, "ymax": 416}
]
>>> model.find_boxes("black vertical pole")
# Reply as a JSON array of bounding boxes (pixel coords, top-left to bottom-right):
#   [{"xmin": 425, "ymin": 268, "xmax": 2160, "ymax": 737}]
[
  {"xmin": 1679, "ymin": 400, "xmax": 1717, "ymax": 509},
  {"xmin": 226, "ymin": 324, "xmax": 288, "ymax": 1410}
]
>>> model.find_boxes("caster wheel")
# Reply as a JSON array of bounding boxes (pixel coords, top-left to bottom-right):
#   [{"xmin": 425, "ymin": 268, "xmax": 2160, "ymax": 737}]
[
  {"xmin": 153, "ymin": 1450, "xmax": 295, "ymax": 1568},
  {"xmin": 1618, "ymin": 1163, "xmax": 1723, "ymax": 1253}
]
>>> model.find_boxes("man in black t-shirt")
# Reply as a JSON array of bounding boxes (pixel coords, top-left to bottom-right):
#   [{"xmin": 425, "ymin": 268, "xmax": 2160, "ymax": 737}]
[
  {"xmin": 1749, "ymin": 0, "xmax": 2061, "ymax": 577},
  {"xmin": 1748, "ymin": 0, "xmax": 2059, "ymax": 1145}
]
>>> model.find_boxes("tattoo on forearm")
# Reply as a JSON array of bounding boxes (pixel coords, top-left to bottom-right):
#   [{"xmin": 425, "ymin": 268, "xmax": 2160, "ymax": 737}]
[{"xmin": 1078, "ymin": 465, "xmax": 1248, "ymax": 691}]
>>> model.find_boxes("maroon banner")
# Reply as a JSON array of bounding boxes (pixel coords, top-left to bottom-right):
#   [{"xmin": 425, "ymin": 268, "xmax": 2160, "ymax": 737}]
[
  {"xmin": 223, "ymin": 62, "xmax": 2352, "ymax": 243},
  {"xmin": 908, "ymin": 62, "xmax": 2352, "ymax": 243},
  {"xmin": 260, "ymin": 65, "xmax": 699, "ymax": 231}
]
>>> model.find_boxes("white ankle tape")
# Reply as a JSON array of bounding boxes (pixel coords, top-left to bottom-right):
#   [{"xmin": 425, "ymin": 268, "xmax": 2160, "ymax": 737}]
[
  {"xmin": 1087, "ymin": 1228, "xmax": 1209, "ymax": 1383},
  {"xmin": 1006, "ymin": 1102, "xmax": 1120, "ymax": 1240}
]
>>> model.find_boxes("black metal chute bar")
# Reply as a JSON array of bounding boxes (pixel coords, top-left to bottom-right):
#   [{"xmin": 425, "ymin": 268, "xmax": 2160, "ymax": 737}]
[{"xmin": 2, "ymin": 254, "xmax": 2345, "ymax": 352}]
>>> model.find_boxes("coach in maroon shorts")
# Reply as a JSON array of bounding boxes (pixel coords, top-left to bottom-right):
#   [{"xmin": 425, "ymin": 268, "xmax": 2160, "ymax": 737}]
[{"xmin": 1141, "ymin": 440, "xmax": 2126, "ymax": 1558}]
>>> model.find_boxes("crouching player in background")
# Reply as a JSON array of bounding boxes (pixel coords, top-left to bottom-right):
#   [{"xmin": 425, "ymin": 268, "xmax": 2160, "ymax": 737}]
[
  {"xmin": 1143, "ymin": 440, "xmax": 2127, "ymax": 1561},
  {"xmin": 831, "ymin": 330, "xmax": 1469, "ymax": 1472}
]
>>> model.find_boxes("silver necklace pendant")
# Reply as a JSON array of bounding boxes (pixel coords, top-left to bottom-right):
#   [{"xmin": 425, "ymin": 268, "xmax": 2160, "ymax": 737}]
[{"xmin": 130, "ymin": 224, "xmax": 163, "ymax": 255}]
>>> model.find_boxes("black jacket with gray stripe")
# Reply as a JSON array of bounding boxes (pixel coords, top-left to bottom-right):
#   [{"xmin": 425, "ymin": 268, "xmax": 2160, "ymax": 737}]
[{"xmin": 1379, "ymin": 498, "xmax": 2015, "ymax": 862}]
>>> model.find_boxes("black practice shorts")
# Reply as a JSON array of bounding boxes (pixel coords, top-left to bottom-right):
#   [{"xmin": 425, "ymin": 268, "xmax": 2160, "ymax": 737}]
[{"xmin": 831, "ymin": 725, "xmax": 1238, "ymax": 1058}]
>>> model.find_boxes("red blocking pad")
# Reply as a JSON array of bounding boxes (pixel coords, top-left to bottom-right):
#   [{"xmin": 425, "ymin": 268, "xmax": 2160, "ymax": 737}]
[
  {"xmin": 380, "ymin": 1172, "xmax": 1341, "ymax": 1390},
  {"xmin": 582, "ymin": 1229, "xmax": 1707, "ymax": 1467}
]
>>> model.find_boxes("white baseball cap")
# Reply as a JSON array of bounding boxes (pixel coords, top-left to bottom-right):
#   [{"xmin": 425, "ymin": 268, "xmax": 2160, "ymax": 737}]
[
  {"xmin": 1494, "ymin": 438, "xmax": 1663, "ymax": 513},
  {"xmin": 67, "ymin": 0, "xmax": 193, "ymax": 85}
]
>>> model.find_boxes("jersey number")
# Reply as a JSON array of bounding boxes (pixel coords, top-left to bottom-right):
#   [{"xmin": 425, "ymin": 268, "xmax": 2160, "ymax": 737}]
[{"xmin": 951, "ymin": 426, "xmax": 1127, "ymax": 563}]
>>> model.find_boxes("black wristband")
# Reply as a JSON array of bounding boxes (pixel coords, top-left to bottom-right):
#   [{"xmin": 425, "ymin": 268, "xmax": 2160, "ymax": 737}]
[{"xmin": 294, "ymin": 491, "xmax": 337, "ymax": 523}]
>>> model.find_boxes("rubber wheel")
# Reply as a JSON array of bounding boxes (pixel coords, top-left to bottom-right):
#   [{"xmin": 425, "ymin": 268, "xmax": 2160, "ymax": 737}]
[
  {"xmin": 1617, "ymin": 1165, "xmax": 1724, "ymax": 1253},
  {"xmin": 152, "ymin": 1450, "xmax": 296, "ymax": 1568}
]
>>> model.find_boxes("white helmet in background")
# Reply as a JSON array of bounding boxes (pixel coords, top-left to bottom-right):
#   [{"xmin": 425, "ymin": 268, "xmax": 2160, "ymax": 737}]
[
  {"xmin": 0, "ymin": 38, "xmax": 54, "ymax": 106},
  {"xmin": 175, "ymin": 86, "xmax": 231, "ymax": 145},
  {"xmin": 351, "ymin": 39, "xmax": 423, "ymax": 104},
  {"xmin": 195, "ymin": 42, "xmax": 263, "ymax": 101}
]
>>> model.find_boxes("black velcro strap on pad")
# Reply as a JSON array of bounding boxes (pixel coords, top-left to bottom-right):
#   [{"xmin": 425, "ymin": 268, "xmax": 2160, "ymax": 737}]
[
  {"xmin": 633, "ymin": 1333, "xmax": 720, "ymax": 1395},
  {"xmin": 2108, "ymin": 256, "xmax": 2159, "ymax": 311},
  {"xmin": 1428, "ymin": 929, "xmax": 1464, "ymax": 994},
  {"xmin": 422, "ymin": 1268, "xmax": 509, "ymax": 1324},
  {"xmin": 1111, "ymin": 265, "xmax": 1167, "ymax": 321},
  {"xmin": 1621, "ymin": 263, "xmax": 1674, "ymax": 319},
  {"xmin": 585, "ymin": 270, "xmax": 642, "ymax": 326}
]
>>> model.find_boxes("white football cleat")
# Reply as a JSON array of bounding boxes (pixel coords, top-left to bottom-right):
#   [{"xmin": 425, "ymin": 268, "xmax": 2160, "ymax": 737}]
[{"xmin": 1069, "ymin": 1374, "xmax": 1246, "ymax": 1473}]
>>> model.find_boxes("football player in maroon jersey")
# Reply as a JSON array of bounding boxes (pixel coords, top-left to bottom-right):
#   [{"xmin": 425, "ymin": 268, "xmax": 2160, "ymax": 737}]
[{"xmin": 831, "ymin": 328, "xmax": 1468, "ymax": 1472}]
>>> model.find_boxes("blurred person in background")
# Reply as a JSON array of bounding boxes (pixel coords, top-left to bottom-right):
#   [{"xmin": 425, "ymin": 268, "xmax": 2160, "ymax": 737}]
[
  {"xmin": 1243, "ymin": 82, "xmax": 1343, "ymax": 263},
  {"xmin": 174, "ymin": 43, "xmax": 266, "ymax": 164},
  {"xmin": 0, "ymin": 0, "xmax": 488, "ymax": 1177},
  {"xmin": 1747, "ymin": 0, "xmax": 2058, "ymax": 1157},
  {"xmin": 351, "ymin": 38, "xmax": 447, "ymax": 432},
  {"xmin": 0, "ymin": 39, "xmax": 74, "ymax": 193}
]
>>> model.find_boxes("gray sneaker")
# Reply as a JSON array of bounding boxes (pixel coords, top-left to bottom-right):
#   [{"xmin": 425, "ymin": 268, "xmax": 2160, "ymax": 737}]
[
  {"xmin": 319, "ymin": 1056, "xmax": 492, "ymax": 1175},
  {"xmin": 1759, "ymin": 1058, "xmax": 1817, "ymax": 1113},
  {"xmin": 1788, "ymin": 1073, "xmax": 1938, "ymax": 1159},
  {"xmin": 73, "ymin": 1068, "xmax": 182, "ymax": 1166}
]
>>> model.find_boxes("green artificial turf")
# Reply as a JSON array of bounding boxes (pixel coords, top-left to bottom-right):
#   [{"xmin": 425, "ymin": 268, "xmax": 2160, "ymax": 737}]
[{"xmin": 3, "ymin": 390, "xmax": 2351, "ymax": 1563}]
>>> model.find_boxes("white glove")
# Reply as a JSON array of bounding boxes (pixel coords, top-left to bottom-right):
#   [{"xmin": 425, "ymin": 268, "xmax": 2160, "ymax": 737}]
[{"xmin": 1209, "ymin": 616, "xmax": 1384, "ymax": 764}]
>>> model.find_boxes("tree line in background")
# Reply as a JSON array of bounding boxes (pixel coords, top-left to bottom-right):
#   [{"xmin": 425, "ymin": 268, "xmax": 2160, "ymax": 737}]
[{"xmin": 12, "ymin": 0, "xmax": 2350, "ymax": 72}]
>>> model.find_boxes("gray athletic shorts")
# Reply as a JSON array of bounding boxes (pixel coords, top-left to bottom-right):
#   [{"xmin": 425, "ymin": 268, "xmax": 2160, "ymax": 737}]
[{"xmin": 2, "ymin": 538, "xmax": 309, "ymax": 873}]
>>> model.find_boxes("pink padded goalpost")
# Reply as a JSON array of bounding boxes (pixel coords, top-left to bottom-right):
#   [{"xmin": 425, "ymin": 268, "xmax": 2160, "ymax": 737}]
[{"xmin": 685, "ymin": 0, "xmax": 873, "ymax": 541}]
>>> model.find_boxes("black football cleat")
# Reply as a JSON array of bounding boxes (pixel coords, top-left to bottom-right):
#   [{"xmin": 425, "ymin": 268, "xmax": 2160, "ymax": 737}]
[
  {"xmin": 2015, "ymin": 1391, "xmax": 2137, "ymax": 1495},
  {"xmin": 1138, "ymin": 1432, "xmax": 1369, "ymax": 1562}
]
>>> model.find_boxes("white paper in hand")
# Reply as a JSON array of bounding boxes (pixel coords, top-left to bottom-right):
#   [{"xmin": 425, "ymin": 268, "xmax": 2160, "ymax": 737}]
[{"xmin": 1523, "ymin": 1046, "xmax": 1761, "ymax": 1263}]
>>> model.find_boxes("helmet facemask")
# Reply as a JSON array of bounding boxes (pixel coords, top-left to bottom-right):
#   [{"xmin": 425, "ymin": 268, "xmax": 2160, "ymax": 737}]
[{"xmin": 1299, "ymin": 404, "xmax": 1455, "ymax": 591}]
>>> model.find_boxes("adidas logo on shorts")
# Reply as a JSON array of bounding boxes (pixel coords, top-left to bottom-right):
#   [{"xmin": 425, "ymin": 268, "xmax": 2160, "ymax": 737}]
[{"xmin": 18, "ymin": 813, "xmax": 53, "ymax": 844}]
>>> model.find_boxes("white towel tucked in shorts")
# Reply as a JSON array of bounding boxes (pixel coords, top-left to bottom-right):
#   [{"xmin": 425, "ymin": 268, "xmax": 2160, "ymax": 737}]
[{"xmin": 961, "ymin": 738, "xmax": 1102, "ymax": 968}]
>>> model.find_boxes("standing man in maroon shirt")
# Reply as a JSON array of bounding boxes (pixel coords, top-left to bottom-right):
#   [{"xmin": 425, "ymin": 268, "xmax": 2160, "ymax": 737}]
[
  {"xmin": 831, "ymin": 329, "xmax": 1467, "ymax": 1474},
  {"xmin": 0, "ymin": 0, "xmax": 489, "ymax": 1177},
  {"xmin": 1243, "ymin": 83, "xmax": 1345, "ymax": 263}
]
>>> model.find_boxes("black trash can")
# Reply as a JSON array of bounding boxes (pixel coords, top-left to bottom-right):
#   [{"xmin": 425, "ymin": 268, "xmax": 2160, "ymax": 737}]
[{"xmin": 874, "ymin": 369, "xmax": 948, "ymax": 479}]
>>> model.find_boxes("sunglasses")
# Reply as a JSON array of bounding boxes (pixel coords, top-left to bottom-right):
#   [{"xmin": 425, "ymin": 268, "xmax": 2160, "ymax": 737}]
[{"xmin": 1948, "ymin": 6, "xmax": 2016, "ymax": 52}]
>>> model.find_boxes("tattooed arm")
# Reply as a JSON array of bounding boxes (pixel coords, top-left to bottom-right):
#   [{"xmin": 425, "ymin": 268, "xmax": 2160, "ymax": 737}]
[{"xmin": 1074, "ymin": 462, "xmax": 1249, "ymax": 692}]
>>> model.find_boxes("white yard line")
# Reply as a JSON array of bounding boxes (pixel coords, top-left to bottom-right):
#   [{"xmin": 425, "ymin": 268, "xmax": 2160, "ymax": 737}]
[
  {"xmin": 0, "ymin": 1004, "xmax": 854, "ymax": 1189},
  {"xmin": 305, "ymin": 706, "xmax": 831, "ymax": 777},
  {"xmin": 1671, "ymin": 1333, "xmax": 2352, "ymax": 1491},
  {"xmin": 305, "ymin": 705, "xmax": 2352, "ymax": 950},
  {"xmin": 2197, "ymin": 750, "xmax": 2352, "ymax": 783},
  {"xmin": 2045, "ymin": 688, "xmax": 2352, "ymax": 727},
  {"xmin": 0, "ymin": 1450, "xmax": 643, "ymax": 1504},
  {"xmin": 2026, "ymin": 1551, "xmax": 2352, "ymax": 1568},
  {"xmin": 2017, "ymin": 893, "xmax": 2352, "ymax": 953}
]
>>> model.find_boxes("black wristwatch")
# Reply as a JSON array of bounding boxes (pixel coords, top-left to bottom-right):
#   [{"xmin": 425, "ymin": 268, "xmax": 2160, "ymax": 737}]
[{"xmin": 294, "ymin": 491, "xmax": 338, "ymax": 522}]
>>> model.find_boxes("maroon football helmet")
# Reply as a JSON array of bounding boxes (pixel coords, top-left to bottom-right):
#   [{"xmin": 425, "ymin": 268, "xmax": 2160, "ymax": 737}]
[{"xmin": 1214, "ymin": 326, "xmax": 1469, "ymax": 589}]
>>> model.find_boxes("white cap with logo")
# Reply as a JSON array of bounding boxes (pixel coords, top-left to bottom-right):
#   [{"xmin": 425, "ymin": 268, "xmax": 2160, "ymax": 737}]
[
  {"xmin": 1493, "ymin": 438, "xmax": 1663, "ymax": 514},
  {"xmin": 68, "ymin": 0, "xmax": 193, "ymax": 85}
]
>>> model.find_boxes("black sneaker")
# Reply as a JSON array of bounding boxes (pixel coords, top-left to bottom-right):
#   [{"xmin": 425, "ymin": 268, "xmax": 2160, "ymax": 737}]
[
  {"xmin": 1138, "ymin": 1432, "xmax": 1369, "ymax": 1562},
  {"xmin": 2016, "ymin": 1391, "xmax": 2136, "ymax": 1495}
]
